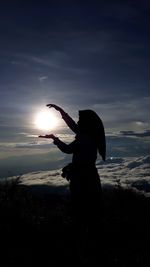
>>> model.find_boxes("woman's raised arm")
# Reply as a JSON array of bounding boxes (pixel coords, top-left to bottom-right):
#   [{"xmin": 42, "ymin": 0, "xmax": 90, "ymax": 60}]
[{"xmin": 46, "ymin": 104, "xmax": 78, "ymax": 134}]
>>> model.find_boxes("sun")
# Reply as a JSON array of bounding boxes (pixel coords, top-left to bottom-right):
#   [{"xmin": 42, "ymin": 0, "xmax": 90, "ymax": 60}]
[{"xmin": 35, "ymin": 110, "xmax": 58, "ymax": 130}]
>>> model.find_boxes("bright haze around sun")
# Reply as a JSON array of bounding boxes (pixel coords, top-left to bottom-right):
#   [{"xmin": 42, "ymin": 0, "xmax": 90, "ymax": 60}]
[{"xmin": 34, "ymin": 109, "xmax": 59, "ymax": 131}]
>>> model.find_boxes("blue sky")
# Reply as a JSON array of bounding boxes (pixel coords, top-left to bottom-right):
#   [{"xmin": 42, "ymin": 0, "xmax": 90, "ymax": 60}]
[{"xmin": 0, "ymin": 0, "xmax": 150, "ymax": 177}]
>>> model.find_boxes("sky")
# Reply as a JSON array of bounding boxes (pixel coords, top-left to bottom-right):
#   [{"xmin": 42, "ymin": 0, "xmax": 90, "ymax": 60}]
[{"xmin": 0, "ymin": 0, "xmax": 150, "ymax": 178}]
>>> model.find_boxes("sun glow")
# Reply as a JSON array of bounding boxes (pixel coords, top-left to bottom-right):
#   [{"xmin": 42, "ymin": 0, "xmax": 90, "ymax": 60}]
[{"xmin": 35, "ymin": 110, "xmax": 58, "ymax": 130}]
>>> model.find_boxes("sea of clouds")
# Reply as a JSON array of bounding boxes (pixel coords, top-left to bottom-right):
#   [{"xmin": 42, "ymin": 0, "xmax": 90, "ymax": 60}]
[{"xmin": 4, "ymin": 155, "xmax": 149, "ymax": 197}]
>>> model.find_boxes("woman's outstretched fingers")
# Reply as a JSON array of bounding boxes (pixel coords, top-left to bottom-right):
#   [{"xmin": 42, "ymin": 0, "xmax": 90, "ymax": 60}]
[
  {"xmin": 46, "ymin": 104, "xmax": 56, "ymax": 108},
  {"xmin": 38, "ymin": 134, "xmax": 55, "ymax": 139},
  {"xmin": 46, "ymin": 104, "xmax": 61, "ymax": 111},
  {"xmin": 46, "ymin": 104, "xmax": 52, "ymax": 107},
  {"xmin": 38, "ymin": 135, "xmax": 48, "ymax": 138}
]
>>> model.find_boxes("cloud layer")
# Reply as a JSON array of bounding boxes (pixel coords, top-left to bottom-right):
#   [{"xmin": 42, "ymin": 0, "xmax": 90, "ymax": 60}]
[{"xmin": 5, "ymin": 155, "xmax": 149, "ymax": 197}]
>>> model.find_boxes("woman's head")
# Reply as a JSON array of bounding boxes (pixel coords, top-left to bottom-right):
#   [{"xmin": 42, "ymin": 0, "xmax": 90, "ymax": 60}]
[{"xmin": 78, "ymin": 109, "xmax": 106, "ymax": 161}]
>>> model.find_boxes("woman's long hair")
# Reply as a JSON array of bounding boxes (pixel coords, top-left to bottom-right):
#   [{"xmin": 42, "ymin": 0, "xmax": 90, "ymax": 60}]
[{"xmin": 78, "ymin": 110, "xmax": 106, "ymax": 161}]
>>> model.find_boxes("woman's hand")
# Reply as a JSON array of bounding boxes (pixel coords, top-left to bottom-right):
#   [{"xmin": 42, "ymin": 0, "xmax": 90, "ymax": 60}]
[
  {"xmin": 38, "ymin": 134, "xmax": 56, "ymax": 139},
  {"xmin": 46, "ymin": 104, "xmax": 63, "ymax": 113}
]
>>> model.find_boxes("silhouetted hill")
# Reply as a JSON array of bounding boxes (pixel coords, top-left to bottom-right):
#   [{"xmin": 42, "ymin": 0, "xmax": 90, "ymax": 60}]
[{"xmin": 0, "ymin": 177, "xmax": 150, "ymax": 266}]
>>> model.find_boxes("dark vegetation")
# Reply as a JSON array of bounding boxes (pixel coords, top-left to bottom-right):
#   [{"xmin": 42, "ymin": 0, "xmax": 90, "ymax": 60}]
[{"xmin": 0, "ymin": 177, "xmax": 150, "ymax": 267}]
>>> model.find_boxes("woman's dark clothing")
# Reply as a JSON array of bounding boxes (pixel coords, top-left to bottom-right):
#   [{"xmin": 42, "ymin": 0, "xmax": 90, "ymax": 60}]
[
  {"xmin": 69, "ymin": 164, "xmax": 102, "ymax": 226},
  {"xmin": 53, "ymin": 112, "xmax": 102, "ymax": 226}
]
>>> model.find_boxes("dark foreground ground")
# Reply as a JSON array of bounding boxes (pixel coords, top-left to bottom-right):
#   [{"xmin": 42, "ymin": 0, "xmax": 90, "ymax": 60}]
[{"xmin": 0, "ymin": 179, "xmax": 150, "ymax": 267}]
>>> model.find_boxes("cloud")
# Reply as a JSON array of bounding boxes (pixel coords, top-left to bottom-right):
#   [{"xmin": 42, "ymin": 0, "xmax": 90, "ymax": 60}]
[
  {"xmin": 98, "ymin": 155, "xmax": 150, "ymax": 196},
  {"xmin": 14, "ymin": 141, "xmax": 52, "ymax": 148},
  {"xmin": 135, "ymin": 121, "xmax": 149, "ymax": 127},
  {"xmin": 131, "ymin": 180, "xmax": 150, "ymax": 193},
  {"xmin": 0, "ymin": 133, "xmax": 74, "ymax": 150},
  {"xmin": 126, "ymin": 156, "xmax": 150, "ymax": 169},
  {"xmin": 1, "ymin": 169, "xmax": 69, "ymax": 196},
  {"xmin": 0, "ymin": 140, "xmax": 53, "ymax": 150},
  {"xmin": 91, "ymin": 97, "xmax": 150, "ymax": 132},
  {"xmin": 0, "ymin": 148, "xmax": 71, "ymax": 179},
  {"xmin": 38, "ymin": 76, "xmax": 48, "ymax": 82},
  {"xmin": 3, "ymin": 155, "xmax": 150, "ymax": 197},
  {"xmin": 119, "ymin": 130, "xmax": 150, "ymax": 138}
]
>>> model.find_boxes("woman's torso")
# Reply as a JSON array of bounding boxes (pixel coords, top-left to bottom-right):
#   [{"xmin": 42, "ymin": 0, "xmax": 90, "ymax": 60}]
[{"xmin": 72, "ymin": 133, "xmax": 97, "ymax": 167}]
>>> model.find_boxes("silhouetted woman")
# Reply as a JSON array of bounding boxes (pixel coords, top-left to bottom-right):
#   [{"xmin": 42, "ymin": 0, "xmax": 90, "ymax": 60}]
[{"xmin": 39, "ymin": 104, "xmax": 106, "ymax": 229}]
